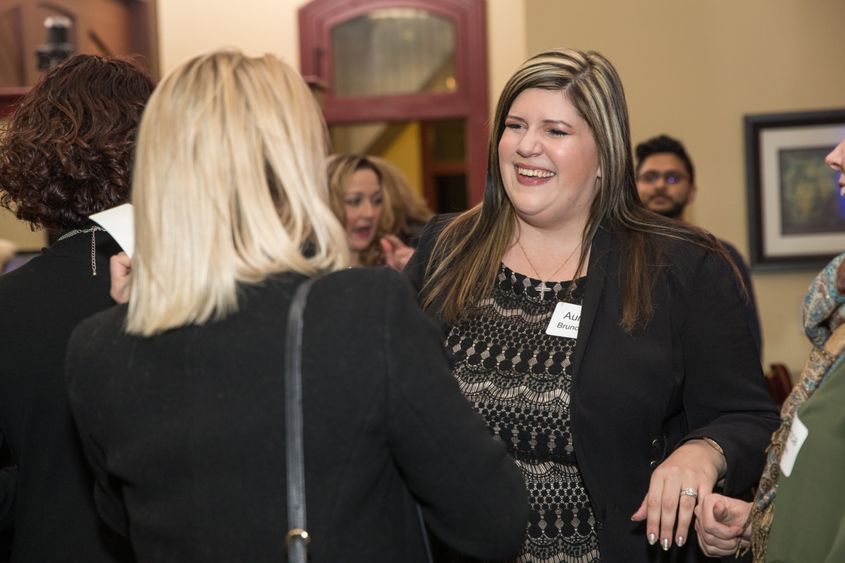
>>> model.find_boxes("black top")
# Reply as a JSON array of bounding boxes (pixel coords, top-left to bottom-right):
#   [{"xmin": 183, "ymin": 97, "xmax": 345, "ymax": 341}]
[
  {"xmin": 0, "ymin": 227, "xmax": 132, "ymax": 562},
  {"xmin": 66, "ymin": 267, "xmax": 529, "ymax": 563},
  {"xmin": 720, "ymin": 239, "xmax": 762, "ymax": 355},
  {"xmin": 406, "ymin": 217, "xmax": 780, "ymax": 563},
  {"xmin": 447, "ymin": 265, "xmax": 599, "ymax": 561}
]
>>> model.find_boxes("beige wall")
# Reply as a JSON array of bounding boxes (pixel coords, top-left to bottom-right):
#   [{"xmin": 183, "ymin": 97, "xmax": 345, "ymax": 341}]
[
  {"xmin": 525, "ymin": 0, "xmax": 845, "ymax": 374},
  {"xmin": 487, "ymin": 0, "xmax": 527, "ymax": 113},
  {"xmin": 157, "ymin": 0, "xmax": 308, "ymax": 74},
  {"xmin": 0, "ymin": 211, "xmax": 43, "ymax": 251}
]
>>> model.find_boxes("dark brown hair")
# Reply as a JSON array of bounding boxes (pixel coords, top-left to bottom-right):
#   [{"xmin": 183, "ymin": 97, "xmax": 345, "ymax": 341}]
[{"xmin": 0, "ymin": 54, "xmax": 154, "ymax": 231}]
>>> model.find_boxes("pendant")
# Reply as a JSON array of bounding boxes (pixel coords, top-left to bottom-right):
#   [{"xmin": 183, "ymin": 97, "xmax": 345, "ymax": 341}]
[{"xmin": 536, "ymin": 282, "xmax": 553, "ymax": 299}]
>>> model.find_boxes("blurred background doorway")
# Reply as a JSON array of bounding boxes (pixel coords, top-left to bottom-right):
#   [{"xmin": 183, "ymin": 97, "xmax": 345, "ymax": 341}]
[{"xmin": 300, "ymin": 0, "xmax": 489, "ymax": 213}]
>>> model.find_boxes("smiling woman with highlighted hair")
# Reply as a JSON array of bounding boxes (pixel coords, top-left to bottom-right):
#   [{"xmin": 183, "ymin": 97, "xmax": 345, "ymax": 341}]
[
  {"xmin": 63, "ymin": 50, "xmax": 529, "ymax": 562},
  {"xmin": 406, "ymin": 48, "xmax": 778, "ymax": 561}
]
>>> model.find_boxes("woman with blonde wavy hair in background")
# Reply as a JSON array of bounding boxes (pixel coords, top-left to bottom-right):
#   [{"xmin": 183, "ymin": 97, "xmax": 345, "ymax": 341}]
[
  {"xmin": 326, "ymin": 153, "xmax": 391, "ymax": 267},
  {"xmin": 64, "ymin": 50, "xmax": 528, "ymax": 562},
  {"xmin": 369, "ymin": 156, "xmax": 433, "ymax": 270},
  {"xmin": 326, "ymin": 154, "xmax": 429, "ymax": 270}
]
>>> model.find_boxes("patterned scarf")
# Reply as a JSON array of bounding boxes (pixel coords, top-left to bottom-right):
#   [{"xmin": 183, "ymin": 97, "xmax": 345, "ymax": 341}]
[{"xmin": 746, "ymin": 252, "xmax": 845, "ymax": 562}]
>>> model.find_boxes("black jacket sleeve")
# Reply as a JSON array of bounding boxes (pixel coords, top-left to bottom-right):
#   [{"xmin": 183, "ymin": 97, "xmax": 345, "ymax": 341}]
[
  {"xmin": 382, "ymin": 271, "xmax": 529, "ymax": 560},
  {"xmin": 403, "ymin": 214, "xmax": 454, "ymax": 295},
  {"xmin": 676, "ymin": 249, "xmax": 779, "ymax": 493},
  {"xmin": 65, "ymin": 319, "xmax": 131, "ymax": 539},
  {"xmin": 0, "ymin": 463, "xmax": 14, "ymax": 532}
]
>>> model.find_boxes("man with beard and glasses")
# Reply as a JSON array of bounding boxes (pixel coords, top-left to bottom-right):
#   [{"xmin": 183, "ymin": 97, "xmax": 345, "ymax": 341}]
[{"xmin": 635, "ymin": 134, "xmax": 762, "ymax": 354}]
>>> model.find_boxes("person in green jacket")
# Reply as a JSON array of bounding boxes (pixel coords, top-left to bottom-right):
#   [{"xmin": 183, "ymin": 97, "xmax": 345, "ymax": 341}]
[{"xmin": 694, "ymin": 134, "xmax": 845, "ymax": 562}]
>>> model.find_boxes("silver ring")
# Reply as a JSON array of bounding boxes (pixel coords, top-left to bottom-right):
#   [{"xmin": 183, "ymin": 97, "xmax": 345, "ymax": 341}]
[{"xmin": 679, "ymin": 487, "xmax": 698, "ymax": 498}]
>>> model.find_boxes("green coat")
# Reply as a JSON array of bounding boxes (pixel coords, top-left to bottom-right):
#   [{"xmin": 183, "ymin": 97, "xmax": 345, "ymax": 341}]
[{"xmin": 766, "ymin": 358, "xmax": 845, "ymax": 562}]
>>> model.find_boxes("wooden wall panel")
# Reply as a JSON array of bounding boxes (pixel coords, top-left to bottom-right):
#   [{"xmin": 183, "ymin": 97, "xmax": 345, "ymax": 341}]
[{"xmin": 0, "ymin": 0, "xmax": 157, "ymax": 89}]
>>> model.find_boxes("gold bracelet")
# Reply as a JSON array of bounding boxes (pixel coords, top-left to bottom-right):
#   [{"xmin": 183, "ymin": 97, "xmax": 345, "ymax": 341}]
[
  {"xmin": 701, "ymin": 436, "xmax": 725, "ymax": 456},
  {"xmin": 702, "ymin": 437, "xmax": 727, "ymax": 481}
]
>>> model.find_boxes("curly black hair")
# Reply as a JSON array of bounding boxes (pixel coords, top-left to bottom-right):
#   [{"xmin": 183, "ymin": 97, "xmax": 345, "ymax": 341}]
[{"xmin": 0, "ymin": 54, "xmax": 154, "ymax": 231}]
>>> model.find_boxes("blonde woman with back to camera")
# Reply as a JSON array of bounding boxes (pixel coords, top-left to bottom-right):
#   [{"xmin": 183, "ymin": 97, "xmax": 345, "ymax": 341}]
[
  {"xmin": 66, "ymin": 50, "xmax": 528, "ymax": 562},
  {"xmin": 405, "ymin": 48, "xmax": 779, "ymax": 562}
]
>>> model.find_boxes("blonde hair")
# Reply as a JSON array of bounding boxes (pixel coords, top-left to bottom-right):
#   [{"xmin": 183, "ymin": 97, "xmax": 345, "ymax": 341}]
[
  {"xmin": 369, "ymin": 156, "xmax": 432, "ymax": 240},
  {"xmin": 127, "ymin": 50, "xmax": 348, "ymax": 336},
  {"xmin": 326, "ymin": 153, "xmax": 393, "ymax": 266},
  {"xmin": 422, "ymin": 48, "xmax": 731, "ymax": 330}
]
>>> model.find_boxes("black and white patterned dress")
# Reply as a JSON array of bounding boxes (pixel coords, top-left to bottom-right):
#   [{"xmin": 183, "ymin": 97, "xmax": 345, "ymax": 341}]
[{"xmin": 445, "ymin": 264, "xmax": 601, "ymax": 563}]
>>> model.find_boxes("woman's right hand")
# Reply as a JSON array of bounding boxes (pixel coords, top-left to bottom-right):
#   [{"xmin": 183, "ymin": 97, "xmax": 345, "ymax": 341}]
[
  {"xmin": 693, "ymin": 493, "xmax": 751, "ymax": 557},
  {"xmin": 109, "ymin": 252, "xmax": 132, "ymax": 303},
  {"xmin": 380, "ymin": 234, "xmax": 414, "ymax": 272}
]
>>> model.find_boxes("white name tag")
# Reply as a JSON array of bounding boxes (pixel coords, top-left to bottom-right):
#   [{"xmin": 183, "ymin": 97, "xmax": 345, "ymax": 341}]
[
  {"xmin": 545, "ymin": 302, "xmax": 582, "ymax": 339},
  {"xmin": 779, "ymin": 414, "xmax": 808, "ymax": 477}
]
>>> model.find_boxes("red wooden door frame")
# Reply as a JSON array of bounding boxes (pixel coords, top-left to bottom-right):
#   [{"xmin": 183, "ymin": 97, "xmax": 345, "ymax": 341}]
[{"xmin": 299, "ymin": 0, "xmax": 489, "ymax": 206}]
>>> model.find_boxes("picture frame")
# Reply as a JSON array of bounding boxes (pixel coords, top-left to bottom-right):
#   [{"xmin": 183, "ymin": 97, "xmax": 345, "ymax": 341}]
[{"xmin": 744, "ymin": 108, "xmax": 845, "ymax": 270}]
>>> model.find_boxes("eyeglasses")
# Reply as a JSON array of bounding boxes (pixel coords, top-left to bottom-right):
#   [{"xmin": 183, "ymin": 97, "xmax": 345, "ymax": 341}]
[{"xmin": 637, "ymin": 171, "xmax": 689, "ymax": 185}]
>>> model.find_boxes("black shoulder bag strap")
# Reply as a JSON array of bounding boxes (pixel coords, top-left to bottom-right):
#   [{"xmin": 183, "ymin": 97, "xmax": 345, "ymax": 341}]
[
  {"xmin": 283, "ymin": 276, "xmax": 433, "ymax": 563},
  {"xmin": 285, "ymin": 277, "xmax": 315, "ymax": 563}
]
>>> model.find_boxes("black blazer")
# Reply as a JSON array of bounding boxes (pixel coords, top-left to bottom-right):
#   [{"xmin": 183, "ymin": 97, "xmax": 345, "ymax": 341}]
[
  {"xmin": 0, "ymin": 229, "xmax": 132, "ymax": 562},
  {"xmin": 405, "ymin": 218, "xmax": 780, "ymax": 562},
  {"xmin": 66, "ymin": 267, "xmax": 529, "ymax": 562}
]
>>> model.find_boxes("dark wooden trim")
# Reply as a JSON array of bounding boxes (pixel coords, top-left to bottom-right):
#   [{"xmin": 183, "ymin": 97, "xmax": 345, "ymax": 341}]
[
  {"xmin": 429, "ymin": 161, "xmax": 465, "ymax": 174},
  {"xmin": 454, "ymin": 0, "xmax": 488, "ymax": 205},
  {"xmin": 129, "ymin": 0, "xmax": 160, "ymax": 80},
  {"xmin": 323, "ymin": 93, "xmax": 468, "ymax": 123},
  {"xmin": 420, "ymin": 120, "xmax": 437, "ymax": 209},
  {"xmin": 0, "ymin": 0, "xmax": 159, "ymax": 87}
]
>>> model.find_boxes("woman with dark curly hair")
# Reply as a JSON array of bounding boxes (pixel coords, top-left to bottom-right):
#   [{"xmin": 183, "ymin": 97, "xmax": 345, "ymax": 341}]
[{"xmin": 0, "ymin": 54, "xmax": 153, "ymax": 562}]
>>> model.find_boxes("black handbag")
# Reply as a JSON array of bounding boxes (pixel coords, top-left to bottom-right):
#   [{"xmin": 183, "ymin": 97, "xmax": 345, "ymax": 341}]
[{"xmin": 283, "ymin": 276, "xmax": 433, "ymax": 563}]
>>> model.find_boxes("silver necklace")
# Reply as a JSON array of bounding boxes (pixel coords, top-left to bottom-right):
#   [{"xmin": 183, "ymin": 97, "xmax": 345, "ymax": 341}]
[
  {"xmin": 515, "ymin": 238, "xmax": 581, "ymax": 299},
  {"xmin": 56, "ymin": 225, "xmax": 104, "ymax": 276}
]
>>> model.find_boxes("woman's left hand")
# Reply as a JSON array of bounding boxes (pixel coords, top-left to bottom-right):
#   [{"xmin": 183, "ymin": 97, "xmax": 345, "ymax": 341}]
[
  {"xmin": 630, "ymin": 439, "xmax": 726, "ymax": 551},
  {"xmin": 380, "ymin": 234, "xmax": 414, "ymax": 272}
]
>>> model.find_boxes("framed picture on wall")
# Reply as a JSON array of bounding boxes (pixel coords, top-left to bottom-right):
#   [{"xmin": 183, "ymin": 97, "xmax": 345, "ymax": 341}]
[{"xmin": 745, "ymin": 108, "xmax": 845, "ymax": 270}]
